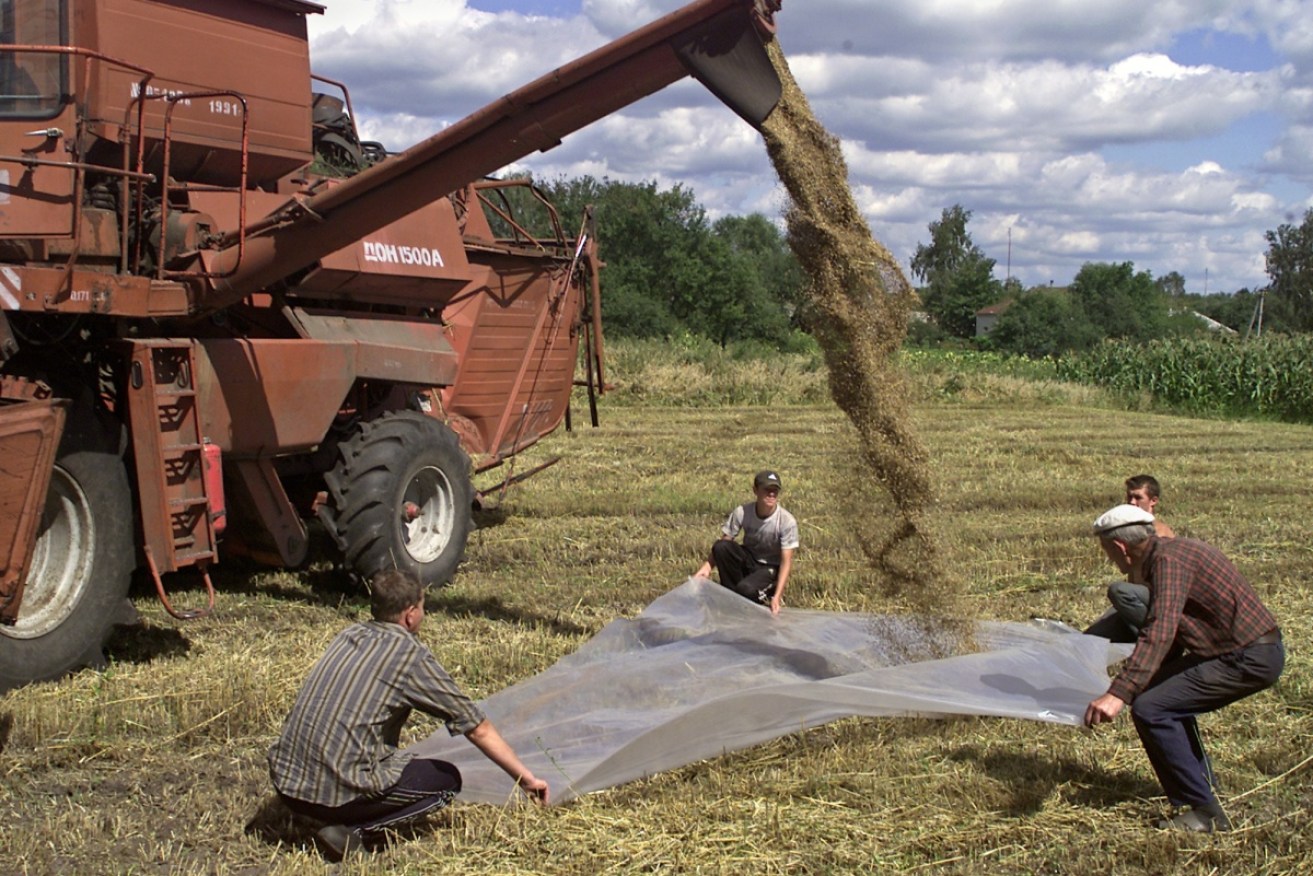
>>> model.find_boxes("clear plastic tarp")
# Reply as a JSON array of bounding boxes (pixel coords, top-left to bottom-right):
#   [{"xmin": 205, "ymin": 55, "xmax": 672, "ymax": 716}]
[{"xmin": 413, "ymin": 578, "xmax": 1128, "ymax": 805}]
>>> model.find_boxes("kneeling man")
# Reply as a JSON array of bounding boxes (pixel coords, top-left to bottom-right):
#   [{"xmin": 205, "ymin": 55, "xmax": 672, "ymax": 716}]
[{"xmin": 269, "ymin": 569, "xmax": 548, "ymax": 859}]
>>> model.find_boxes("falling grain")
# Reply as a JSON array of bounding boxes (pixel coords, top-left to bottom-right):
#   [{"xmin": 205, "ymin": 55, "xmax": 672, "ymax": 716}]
[{"xmin": 760, "ymin": 41, "xmax": 949, "ymax": 616}]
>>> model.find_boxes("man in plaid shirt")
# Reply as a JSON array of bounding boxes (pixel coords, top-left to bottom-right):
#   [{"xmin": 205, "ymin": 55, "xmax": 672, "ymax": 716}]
[{"xmin": 1083, "ymin": 504, "xmax": 1284, "ymax": 833}]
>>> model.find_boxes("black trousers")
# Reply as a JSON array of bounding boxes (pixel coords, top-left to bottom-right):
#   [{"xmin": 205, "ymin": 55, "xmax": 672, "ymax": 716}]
[
  {"xmin": 711, "ymin": 540, "xmax": 778, "ymax": 605},
  {"xmin": 1130, "ymin": 637, "xmax": 1284, "ymax": 809},
  {"xmin": 281, "ymin": 758, "xmax": 462, "ymax": 834}
]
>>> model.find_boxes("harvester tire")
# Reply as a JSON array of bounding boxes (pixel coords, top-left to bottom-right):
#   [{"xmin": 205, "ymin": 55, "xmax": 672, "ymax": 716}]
[
  {"xmin": 322, "ymin": 412, "xmax": 474, "ymax": 588},
  {"xmin": 0, "ymin": 433, "xmax": 135, "ymax": 692}
]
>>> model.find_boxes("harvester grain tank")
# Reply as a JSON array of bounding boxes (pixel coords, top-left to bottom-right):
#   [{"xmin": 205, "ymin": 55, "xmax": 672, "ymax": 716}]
[{"xmin": 0, "ymin": 0, "xmax": 785, "ymax": 689}]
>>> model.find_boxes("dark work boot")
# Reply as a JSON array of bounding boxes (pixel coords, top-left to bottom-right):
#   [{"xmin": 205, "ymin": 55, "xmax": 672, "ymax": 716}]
[{"xmin": 314, "ymin": 824, "xmax": 365, "ymax": 861}]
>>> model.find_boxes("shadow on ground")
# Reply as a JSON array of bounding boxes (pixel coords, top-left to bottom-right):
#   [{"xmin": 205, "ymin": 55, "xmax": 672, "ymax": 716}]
[
  {"xmin": 431, "ymin": 591, "xmax": 589, "ymax": 637},
  {"xmin": 946, "ymin": 743, "xmax": 1161, "ymax": 816}
]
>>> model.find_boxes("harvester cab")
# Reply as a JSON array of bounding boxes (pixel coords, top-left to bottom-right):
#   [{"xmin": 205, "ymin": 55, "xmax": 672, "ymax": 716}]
[{"xmin": 0, "ymin": 0, "xmax": 785, "ymax": 691}]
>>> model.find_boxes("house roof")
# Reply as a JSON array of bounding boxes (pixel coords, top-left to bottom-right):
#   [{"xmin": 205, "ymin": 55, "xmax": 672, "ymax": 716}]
[{"xmin": 975, "ymin": 300, "xmax": 1014, "ymax": 316}]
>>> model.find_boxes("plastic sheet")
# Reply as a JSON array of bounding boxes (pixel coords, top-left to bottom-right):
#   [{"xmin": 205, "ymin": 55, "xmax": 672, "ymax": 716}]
[{"xmin": 412, "ymin": 579, "xmax": 1129, "ymax": 805}]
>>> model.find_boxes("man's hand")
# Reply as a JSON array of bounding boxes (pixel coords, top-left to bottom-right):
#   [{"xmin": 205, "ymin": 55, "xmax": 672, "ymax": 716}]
[
  {"xmin": 693, "ymin": 562, "xmax": 712, "ymax": 580},
  {"xmin": 519, "ymin": 774, "xmax": 549, "ymax": 805},
  {"xmin": 769, "ymin": 593, "xmax": 783, "ymax": 615},
  {"xmin": 1084, "ymin": 692, "xmax": 1126, "ymax": 727}
]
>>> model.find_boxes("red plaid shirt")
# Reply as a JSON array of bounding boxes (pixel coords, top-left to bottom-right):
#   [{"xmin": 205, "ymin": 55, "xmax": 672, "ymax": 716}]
[{"xmin": 1108, "ymin": 537, "xmax": 1279, "ymax": 703}]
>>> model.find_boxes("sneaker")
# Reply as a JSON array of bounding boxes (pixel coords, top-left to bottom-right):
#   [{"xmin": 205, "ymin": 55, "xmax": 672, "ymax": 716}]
[
  {"xmin": 1155, "ymin": 807, "xmax": 1231, "ymax": 833},
  {"xmin": 314, "ymin": 824, "xmax": 365, "ymax": 861}
]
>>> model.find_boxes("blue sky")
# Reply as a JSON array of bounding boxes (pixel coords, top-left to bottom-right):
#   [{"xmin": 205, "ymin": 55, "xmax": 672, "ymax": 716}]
[{"xmin": 306, "ymin": 1, "xmax": 1313, "ymax": 296}]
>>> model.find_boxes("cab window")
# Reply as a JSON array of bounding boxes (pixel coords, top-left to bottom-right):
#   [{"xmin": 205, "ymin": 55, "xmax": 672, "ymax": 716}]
[{"xmin": 0, "ymin": 0, "xmax": 66, "ymax": 118}]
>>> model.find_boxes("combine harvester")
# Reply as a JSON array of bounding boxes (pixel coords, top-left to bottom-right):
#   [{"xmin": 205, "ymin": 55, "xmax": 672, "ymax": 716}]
[{"xmin": 0, "ymin": 0, "xmax": 784, "ymax": 689}]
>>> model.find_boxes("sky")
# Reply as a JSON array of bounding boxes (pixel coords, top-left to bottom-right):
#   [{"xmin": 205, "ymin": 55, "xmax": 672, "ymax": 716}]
[{"xmin": 303, "ymin": 0, "xmax": 1313, "ymax": 296}]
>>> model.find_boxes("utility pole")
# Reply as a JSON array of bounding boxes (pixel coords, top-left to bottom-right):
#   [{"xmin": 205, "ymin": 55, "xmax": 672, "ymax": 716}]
[{"xmin": 1246, "ymin": 288, "xmax": 1265, "ymax": 339}]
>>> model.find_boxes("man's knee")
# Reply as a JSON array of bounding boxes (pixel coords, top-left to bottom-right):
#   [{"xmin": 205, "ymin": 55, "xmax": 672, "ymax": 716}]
[
  {"xmin": 399, "ymin": 758, "xmax": 462, "ymax": 795},
  {"xmin": 1107, "ymin": 581, "xmax": 1148, "ymax": 609},
  {"xmin": 1107, "ymin": 581, "xmax": 1150, "ymax": 626}
]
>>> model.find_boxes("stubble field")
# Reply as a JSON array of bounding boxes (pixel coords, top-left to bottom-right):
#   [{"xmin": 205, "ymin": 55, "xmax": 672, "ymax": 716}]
[{"xmin": 2, "ymin": 363, "xmax": 1311, "ymax": 875}]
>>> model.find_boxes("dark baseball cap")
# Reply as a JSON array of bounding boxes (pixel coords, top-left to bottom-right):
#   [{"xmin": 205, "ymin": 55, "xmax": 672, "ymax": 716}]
[{"xmin": 754, "ymin": 470, "xmax": 783, "ymax": 491}]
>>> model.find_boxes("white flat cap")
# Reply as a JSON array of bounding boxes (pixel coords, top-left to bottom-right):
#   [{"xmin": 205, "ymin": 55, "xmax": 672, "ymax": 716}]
[{"xmin": 1093, "ymin": 503, "xmax": 1155, "ymax": 535}]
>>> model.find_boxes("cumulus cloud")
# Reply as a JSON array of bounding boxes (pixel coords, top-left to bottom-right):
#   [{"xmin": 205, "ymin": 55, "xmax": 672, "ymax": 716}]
[{"xmin": 305, "ymin": 0, "xmax": 1303, "ymax": 293}]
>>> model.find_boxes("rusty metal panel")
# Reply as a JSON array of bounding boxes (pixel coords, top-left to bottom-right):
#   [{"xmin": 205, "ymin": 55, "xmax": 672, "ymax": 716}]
[
  {"xmin": 80, "ymin": 0, "xmax": 314, "ymax": 186},
  {"xmin": 0, "ymin": 110, "xmax": 78, "ymax": 237},
  {"xmin": 293, "ymin": 191, "xmax": 476, "ymax": 305},
  {"xmin": 226, "ymin": 456, "xmax": 306, "ymax": 566},
  {"xmin": 441, "ymin": 264, "xmax": 581, "ymax": 460},
  {"xmin": 0, "ymin": 263, "xmax": 189, "ymax": 316},
  {"xmin": 0, "ymin": 398, "xmax": 66, "ymax": 623},
  {"xmin": 286, "ymin": 306, "xmax": 461, "ymax": 386},
  {"xmin": 192, "ymin": 337, "xmax": 357, "ymax": 454}
]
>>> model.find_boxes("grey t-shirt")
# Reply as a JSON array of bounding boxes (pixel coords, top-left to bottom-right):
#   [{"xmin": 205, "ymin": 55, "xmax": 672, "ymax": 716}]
[{"xmin": 723, "ymin": 502, "xmax": 800, "ymax": 565}]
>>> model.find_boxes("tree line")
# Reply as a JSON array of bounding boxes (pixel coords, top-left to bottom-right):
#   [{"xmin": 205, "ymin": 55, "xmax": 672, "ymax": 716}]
[
  {"xmin": 530, "ymin": 175, "xmax": 1311, "ymax": 355},
  {"xmin": 911, "ymin": 205, "xmax": 1311, "ymax": 357},
  {"xmin": 537, "ymin": 176, "xmax": 806, "ymax": 350}
]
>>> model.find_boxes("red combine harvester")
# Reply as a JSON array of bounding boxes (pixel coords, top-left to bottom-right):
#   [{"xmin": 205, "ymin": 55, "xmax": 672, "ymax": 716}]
[{"xmin": 0, "ymin": 0, "xmax": 784, "ymax": 689}]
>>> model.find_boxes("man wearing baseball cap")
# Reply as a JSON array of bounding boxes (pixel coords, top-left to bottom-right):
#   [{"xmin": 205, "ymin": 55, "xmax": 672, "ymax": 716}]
[
  {"xmin": 1083, "ymin": 504, "xmax": 1284, "ymax": 832},
  {"xmin": 693, "ymin": 469, "xmax": 799, "ymax": 615}
]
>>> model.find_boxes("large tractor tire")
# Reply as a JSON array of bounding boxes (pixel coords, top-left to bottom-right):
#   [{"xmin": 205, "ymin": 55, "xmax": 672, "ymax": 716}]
[
  {"xmin": 321, "ymin": 412, "xmax": 474, "ymax": 588},
  {"xmin": 0, "ymin": 435, "xmax": 135, "ymax": 692}
]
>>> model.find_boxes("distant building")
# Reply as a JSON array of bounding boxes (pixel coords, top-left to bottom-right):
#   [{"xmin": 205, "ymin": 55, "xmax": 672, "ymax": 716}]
[{"xmin": 974, "ymin": 300, "xmax": 1013, "ymax": 337}]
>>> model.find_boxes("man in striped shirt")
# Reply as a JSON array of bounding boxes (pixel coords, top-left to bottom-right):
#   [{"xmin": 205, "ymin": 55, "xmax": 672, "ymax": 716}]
[
  {"xmin": 269, "ymin": 570, "xmax": 548, "ymax": 859},
  {"xmin": 1083, "ymin": 504, "xmax": 1284, "ymax": 833}
]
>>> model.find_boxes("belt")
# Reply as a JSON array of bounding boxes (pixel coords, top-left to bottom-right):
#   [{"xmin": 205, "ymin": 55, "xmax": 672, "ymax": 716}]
[{"xmin": 1250, "ymin": 629, "xmax": 1282, "ymax": 646}]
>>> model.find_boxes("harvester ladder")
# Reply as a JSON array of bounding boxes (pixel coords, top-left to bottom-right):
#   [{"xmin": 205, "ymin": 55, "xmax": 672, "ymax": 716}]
[{"xmin": 125, "ymin": 340, "xmax": 216, "ymax": 619}]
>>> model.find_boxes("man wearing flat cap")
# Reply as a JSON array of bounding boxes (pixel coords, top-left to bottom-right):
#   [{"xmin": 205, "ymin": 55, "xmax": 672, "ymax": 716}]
[
  {"xmin": 693, "ymin": 469, "xmax": 799, "ymax": 615},
  {"xmin": 1084, "ymin": 504, "xmax": 1284, "ymax": 833},
  {"xmin": 1086, "ymin": 475, "xmax": 1177, "ymax": 643}
]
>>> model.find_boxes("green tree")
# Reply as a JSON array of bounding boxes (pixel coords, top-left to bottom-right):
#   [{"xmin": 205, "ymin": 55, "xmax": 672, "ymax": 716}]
[
  {"xmin": 910, "ymin": 206, "xmax": 1002, "ymax": 337},
  {"xmin": 1263, "ymin": 208, "xmax": 1313, "ymax": 332},
  {"xmin": 1068, "ymin": 261, "xmax": 1172, "ymax": 341},
  {"xmin": 911, "ymin": 205, "xmax": 981, "ymax": 284},
  {"xmin": 710, "ymin": 214, "xmax": 802, "ymax": 340},
  {"xmin": 987, "ymin": 287, "xmax": 1099, "ymax": 357},
  {"xmin": 1155, "ymin": 271, "xmax": 1186, "ymax": 299},
  {"xmin": 542, "ymin": 176, "xmax": 710, "ymax": 338},
  {"xmin": 538, "ymin": 175, "xmax": 803, "ymax": 346}
]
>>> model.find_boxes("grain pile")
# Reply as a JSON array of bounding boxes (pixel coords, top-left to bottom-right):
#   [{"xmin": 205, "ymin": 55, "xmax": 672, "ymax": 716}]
[{"xmin": 759, "ymin": 41, "xmax": 948, "ymax": 616}]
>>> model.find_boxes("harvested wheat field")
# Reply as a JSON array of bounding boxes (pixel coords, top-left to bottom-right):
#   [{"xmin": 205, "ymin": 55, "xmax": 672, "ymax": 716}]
[{"xmin": 2, "ymin": 381, "xmax": 1311, "ymax": 874}]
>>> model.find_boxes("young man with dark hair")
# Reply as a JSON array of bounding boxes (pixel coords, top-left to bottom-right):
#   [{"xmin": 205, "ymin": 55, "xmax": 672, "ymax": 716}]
[
  {"xmin": 269, "ymin": 570, "xmax": 548, "ymax": 860},
  {"xmin": 1086, "ymin": 474, "xmax": 1176, "ymax": 642},
  {"xmin": 1083, "ymin": 504, "xmax": 1284, "ymax": 833},
  {"xmin": 693, "ymin": 469, "xmax": 799, "ymax": 615}
]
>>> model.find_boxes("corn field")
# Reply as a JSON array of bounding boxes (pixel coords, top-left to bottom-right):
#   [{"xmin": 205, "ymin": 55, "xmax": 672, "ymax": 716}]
[{"xmin": 1056, "ymin": 335, "xmax": 1313, "ymax": 423}]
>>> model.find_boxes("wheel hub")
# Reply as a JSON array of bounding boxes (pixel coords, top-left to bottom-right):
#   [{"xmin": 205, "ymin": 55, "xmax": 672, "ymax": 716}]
[
  {"xmin": 3, "ymin": 466, "xmax": 97, "ymax": 640},
  {"xmin": 401, "ymin": 465, "xmax": 456, "ymax": 563}
]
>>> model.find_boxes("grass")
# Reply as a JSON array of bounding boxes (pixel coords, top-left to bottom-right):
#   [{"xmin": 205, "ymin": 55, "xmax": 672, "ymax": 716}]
[{"xmin": 2, "ymin": 359, "xmax": 1311, "ymax": 874}]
